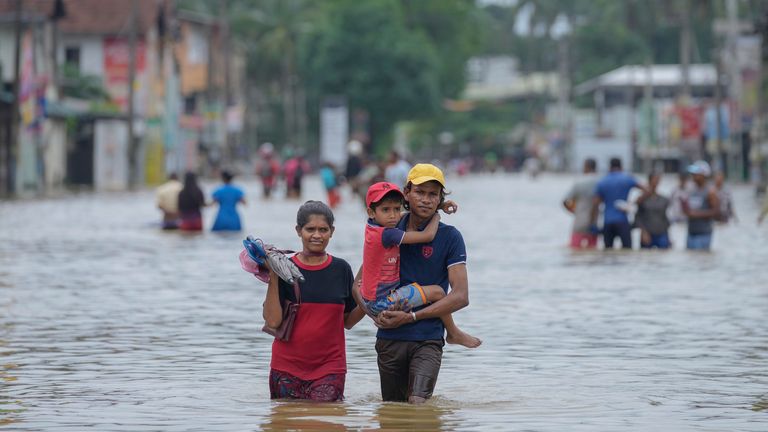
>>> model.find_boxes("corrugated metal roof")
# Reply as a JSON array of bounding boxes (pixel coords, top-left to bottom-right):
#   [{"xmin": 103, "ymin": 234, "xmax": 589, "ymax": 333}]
[
  {"xmin": 0, "ymin": 0, "xmax": 165, "ymax": 35},
  {"xmin": 576, "ymin": 64, "xmax": 717, "ymax": 95}
]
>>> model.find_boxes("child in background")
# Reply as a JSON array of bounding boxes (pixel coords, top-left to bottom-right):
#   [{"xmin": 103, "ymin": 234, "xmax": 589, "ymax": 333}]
[
  {"xmin": 360, "ymin": 182, "xmax": 481, "ymax": 348},
  {"xmin": 320, "ymin": 162, "xmax": 341, "ymax": 209}
]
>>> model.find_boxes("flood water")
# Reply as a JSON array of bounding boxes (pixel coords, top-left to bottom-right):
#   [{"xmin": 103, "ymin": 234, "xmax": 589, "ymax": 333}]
[{"xmin": 1, "ymin": 173, "xmax": 767, "ymax": 431}]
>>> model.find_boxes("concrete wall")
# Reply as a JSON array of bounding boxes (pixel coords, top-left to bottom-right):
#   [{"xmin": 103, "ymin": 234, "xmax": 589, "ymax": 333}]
[
  {"xmin": 43, "ymin": 120, "xmax": 67, "ymax": 190},
  {"xmin": 94, "ymin": 118, "xmax": 128, "ymax": 191},
  {"xmin": 0, "ymin": 28, "xmax": 14, "ymax": 82},
  {"xmin": 58, "ymin": 35, "xmax": 104, "ymax": 77}
]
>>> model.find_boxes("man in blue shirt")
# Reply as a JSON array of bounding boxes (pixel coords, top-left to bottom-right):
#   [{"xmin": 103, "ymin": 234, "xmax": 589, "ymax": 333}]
[
  {"xmin": 357, "ymin": 163, "xmax": 474, "ymax": 404},
  {"xmin": 591, "ymin": 158, "xmax": 646, "ymax": 249}
]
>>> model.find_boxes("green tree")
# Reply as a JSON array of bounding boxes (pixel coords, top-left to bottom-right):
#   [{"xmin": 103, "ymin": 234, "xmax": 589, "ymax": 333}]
[
  {"xmin": 399, "ymin": 0, "xmax": 485, "ymax": 98},
  {"xmin": 570, "ymin": 22, "xmax": 651, "ymax": 85},
  {"xmin": 302, "ymin": 0, "xmax": 441, "ymax": 149},
  {"xmin": 229, "ymin": 0, "xmax": 319, "ymax": 148}
]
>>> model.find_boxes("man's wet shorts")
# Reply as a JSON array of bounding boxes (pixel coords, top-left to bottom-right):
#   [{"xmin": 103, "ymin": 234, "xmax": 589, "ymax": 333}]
[{"xmin": 375, "ymin": 338, "xmax": 444, "ymax": 402}]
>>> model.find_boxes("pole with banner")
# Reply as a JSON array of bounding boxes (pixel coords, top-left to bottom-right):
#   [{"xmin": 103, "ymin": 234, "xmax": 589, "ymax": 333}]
[{"xmin": 320, "ymin": 97, "xmax": 348, "ymax": 168}]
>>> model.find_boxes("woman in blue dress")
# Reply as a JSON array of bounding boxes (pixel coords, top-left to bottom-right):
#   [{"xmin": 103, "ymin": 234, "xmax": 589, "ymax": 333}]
[{"xmin": 211, "ymin": 170, "xmax": 246, "ymax": 231}]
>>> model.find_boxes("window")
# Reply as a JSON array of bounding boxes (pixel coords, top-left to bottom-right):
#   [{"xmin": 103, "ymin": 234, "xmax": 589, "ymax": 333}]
[
  {"xmin": 184, "ymin": 95, "xmax": 197, "ymax": 114},
  {"xmin": 64, "ymin": 46, "xmax": 80, "ymax": 70}
]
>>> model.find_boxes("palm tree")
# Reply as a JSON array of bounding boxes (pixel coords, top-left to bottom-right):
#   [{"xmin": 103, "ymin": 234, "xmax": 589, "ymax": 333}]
[{"xmin": 229, "ymin": 0, "xmax": 316, "ymax": 150}]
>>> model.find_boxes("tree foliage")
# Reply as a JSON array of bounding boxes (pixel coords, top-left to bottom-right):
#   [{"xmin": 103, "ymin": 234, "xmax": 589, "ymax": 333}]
[{"xmin": 301, "ymin": 0, "xmax": 442, "ymax": 147}]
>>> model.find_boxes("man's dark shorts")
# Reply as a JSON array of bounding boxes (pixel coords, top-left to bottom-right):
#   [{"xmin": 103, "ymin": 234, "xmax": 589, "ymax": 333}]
[
  {"xmin": 375, "ymin": 338, "xmax": 444, "ymax": 402},
  {"xmin": 603, "ymin": 221, "xmax": 632, "ymax": 249}
]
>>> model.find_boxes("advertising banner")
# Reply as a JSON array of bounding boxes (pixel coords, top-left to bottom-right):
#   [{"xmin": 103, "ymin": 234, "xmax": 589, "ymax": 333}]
[
  {"xmin": 94, "ymin": 119, "xmax": 129, "ymax": 191},
  {"xmin": 103, "ymin": 37, "xmax": 146, "ymax": 112},
  {"xmin": 320, "ymin": 97, "xmax": 348, "ymax": 167}
]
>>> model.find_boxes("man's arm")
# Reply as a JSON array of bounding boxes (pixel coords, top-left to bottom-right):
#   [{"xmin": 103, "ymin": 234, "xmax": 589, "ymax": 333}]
[
  {"xmin": 759, "ymin": 196, "xmax": 768, "ymax": 224},
  {"xmin": 563, "ymin": 198, "xmax": 575, "ymax": 213},
  {"xmin": 590, "ymin": 195, "xmax": 602, "ymax": 226},
  {"xmin": 378, "ymin": 264, "xmax": 469, "ymax": 328},
  {"xmin": 562, "ymin": 185, "xmax": 576, "ymax": 213},
  {"xmin": 633, "ymin": 182, "xmax": 649, "ymax": 195},
  {"xmin": 684, "ymin": 189, "xmax": 721, "ymax": 219},
  {"xmin": 635, "ymin": 188, "xmax": 652, "ymax": 205}
]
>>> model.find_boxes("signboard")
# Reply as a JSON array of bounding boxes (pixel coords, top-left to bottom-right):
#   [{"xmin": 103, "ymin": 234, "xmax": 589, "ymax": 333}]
[
  {"xmin": 320, "ymin": 97, "xmax": 348, "ymax": 167},
  {"xmin": 94, "ymin": 119, "xmax": 129, "ymax": 191},
  {"xmin": 103, "ymin": 37, "xmax": 146, "ymax": 111}
]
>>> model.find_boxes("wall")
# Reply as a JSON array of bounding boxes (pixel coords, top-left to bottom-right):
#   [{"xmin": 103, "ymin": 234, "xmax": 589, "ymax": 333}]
[
  {"xmin": 0, "ymin": 28, "xmax": 14, "ymax": 82},
  {"xmin": 58, "ymin": 35, "xmax": 104, "ymax": 77},
  {"xmin": 42, "ymin": 120, "xmax": 67, "ymax": 190},
  {"xmin": 94, "ymin": 118, "xmax": 128, "ymax": 191}
]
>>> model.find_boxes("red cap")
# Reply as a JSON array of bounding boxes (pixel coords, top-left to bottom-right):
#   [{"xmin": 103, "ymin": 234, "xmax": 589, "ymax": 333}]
[{"xmin": 365, "ymin": 182, "xmax": 404, "ymax": 208}]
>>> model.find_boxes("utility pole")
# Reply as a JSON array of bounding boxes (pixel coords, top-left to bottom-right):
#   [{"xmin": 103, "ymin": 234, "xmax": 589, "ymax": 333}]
[
  {"xmin": 725, "ymin": 0, "xmax": 741, "ymax": 179},
  {"xmin": 50, "ymin": 0, "xmax": 66, "ymax": 98},
  {"xmin": 713, "ymin": 49, "xmax": 726, "ymax": 174},
  {"xmin": 127, "ymin": 0, "xmax": 138, "ymax": 188},
  {"xmin": 556, "ymin": 36, "xmax": 570, "ymax": 172},
  {"xmin": 7, "ymin": 0, "xmax": 23, "ymax": 196},
  {"xmin": 680, "ymin": 0, "xmax": 692, "ymax": 98},
  {"xmin": 220, "ymin": 0, "xmax": 231, "ymax": 164}
]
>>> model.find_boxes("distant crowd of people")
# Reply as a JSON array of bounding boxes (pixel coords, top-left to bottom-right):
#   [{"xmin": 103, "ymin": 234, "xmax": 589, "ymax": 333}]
[
  {"xmin": 156, "ymin": 170, "xmax": 246, "ymax": 233},
  {"xmin": 563, "ymin": 157, "xmax": 736, "ymax": 252},
  {"xmin": 255, "ymin": 139, "xmax": 416, "ymax": 210},
  {"xmin": 154, "ymin": 140, "xmax": 420, "ymax": 232}
]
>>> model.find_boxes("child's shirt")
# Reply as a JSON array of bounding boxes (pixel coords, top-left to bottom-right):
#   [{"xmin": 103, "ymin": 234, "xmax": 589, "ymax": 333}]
[
  {"xmin": 361, "ymin": 219, "xmax": 406, "ymax": 301},
  {"xmin": 320, "ymin": 166, "xmax": 337, "ymax": 190}
]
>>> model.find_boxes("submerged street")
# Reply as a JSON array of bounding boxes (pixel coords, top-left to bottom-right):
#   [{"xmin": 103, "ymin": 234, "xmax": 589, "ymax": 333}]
[{"xmin": 1, "ymin": 173, "xmax": 767, "ymax": 431}]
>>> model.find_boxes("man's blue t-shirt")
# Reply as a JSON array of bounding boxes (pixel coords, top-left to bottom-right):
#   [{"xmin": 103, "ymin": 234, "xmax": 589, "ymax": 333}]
[
  {"xmin": 376, "ymin": 213, "xmax": 467, "ymax": 342},
  {"xmin": 212, "ymin": 184, "xmax": 244, "ymax": 231},
  {"xmin": 595, "ymin": 172, "xmax": 638, "ymax": 224}
]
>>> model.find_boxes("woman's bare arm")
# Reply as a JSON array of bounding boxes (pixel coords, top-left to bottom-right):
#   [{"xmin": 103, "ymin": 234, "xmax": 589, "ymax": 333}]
[{"xmin": 262, "ymin": 271, "xmax": 283, "ymax": 328}]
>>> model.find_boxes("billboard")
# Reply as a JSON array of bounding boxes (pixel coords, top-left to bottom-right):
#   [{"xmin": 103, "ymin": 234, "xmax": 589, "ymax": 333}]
[{"xmin": 320, "ymin": 97, "xmax": 348, "ymax": 167}]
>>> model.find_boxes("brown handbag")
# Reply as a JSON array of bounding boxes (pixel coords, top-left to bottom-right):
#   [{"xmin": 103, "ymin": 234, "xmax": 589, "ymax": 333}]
[{"xmin": 262, "ymin": 282, "xmax": 301, "ymax": 341}]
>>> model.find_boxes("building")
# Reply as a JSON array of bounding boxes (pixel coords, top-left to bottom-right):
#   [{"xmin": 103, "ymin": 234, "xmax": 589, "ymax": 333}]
[
  {"xmin": 0, "ymin": 0, "xmax": 246, "ymax": 196},
  {"xmin": 464, "ymin": 55, "xmax": 558, "ymax": 101},
  {"xmin": 569, "ymin": 64, "xmax": 721, "ymax": 173}
]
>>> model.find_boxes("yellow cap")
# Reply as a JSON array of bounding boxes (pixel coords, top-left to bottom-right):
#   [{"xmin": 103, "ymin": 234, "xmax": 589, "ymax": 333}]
[{"xmin": 407, "ymin": 163, "xmax": 445, "ymax": 187}]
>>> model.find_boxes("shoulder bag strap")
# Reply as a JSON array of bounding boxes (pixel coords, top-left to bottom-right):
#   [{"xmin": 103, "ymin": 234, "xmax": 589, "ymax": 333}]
[{"xmin": 292, "ymin": 281, "xmax": 302, "ymax": 304}]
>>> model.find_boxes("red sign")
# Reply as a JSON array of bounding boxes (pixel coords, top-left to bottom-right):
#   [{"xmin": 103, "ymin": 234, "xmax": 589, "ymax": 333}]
[
  {"xmin": 103, "ymin": 37, "xmax": 146, "ymax": 110},
  {"xmin": 676, "ymin": 106, "xmax": 702, "ymax": 139}
]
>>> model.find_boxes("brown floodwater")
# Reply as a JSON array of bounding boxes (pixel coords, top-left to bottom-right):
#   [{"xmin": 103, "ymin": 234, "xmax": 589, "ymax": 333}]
[{"xmin": 1, "ymin": 173, "xmax": 766, "ymax": 431}]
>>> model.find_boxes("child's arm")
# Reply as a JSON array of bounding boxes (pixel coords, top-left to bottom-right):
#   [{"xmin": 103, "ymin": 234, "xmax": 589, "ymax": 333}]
[
  {"xmin": 400, "ymin": 213, "xmax": 440, "ymax": 244},
  {"xmin": 441, "ymin": 200, "xmax": 458, "ymax": 214}
]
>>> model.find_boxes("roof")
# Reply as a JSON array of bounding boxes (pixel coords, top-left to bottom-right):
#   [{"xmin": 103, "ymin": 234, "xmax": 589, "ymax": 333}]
[
  {"xmin": 575, "ymin": 64, "xmax": 717, "ymax": 95},
  {"xmin": 467, "ymin": 56, "xmax": 520, "ymax": 87},
  {"xmin": 463, "ymin": 72, "xmax": 559, "ymax": 101},
  {"xmin": 0, "ymin": 0, "xmax": 166, "ymax": 35}
]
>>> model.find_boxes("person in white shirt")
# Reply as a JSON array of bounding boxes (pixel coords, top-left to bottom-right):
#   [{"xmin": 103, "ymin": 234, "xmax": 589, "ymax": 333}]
[
  {"xmin": 156, "ymin": 173, "xmax": 183, "ymax": 230},
  {"xmin": 384, "ymin": 151, "xmax": 411, "ymax": 189}
]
